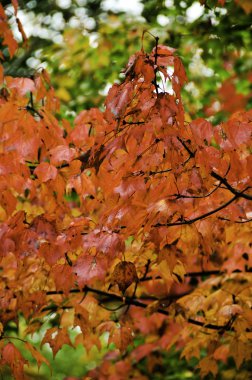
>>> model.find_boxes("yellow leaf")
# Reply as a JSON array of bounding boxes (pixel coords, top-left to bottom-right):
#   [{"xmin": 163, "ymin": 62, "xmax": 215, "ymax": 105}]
[
  {"xmin": 198, "ymin": 356, "xmax": 218, "ymax": 377},
  {"xmin": 229, "ymin": 339, "xmax": 248, "ymax": 369},
  {"xmin": 158, "ymin": 260, "xmax": 172, "ymax": 281},
  {"xmin": 55, "ymin": 87, "xmax": 71, "ymax": 102},
  {"xmin": 173, "ymin": 260, "xmax": 186, "ymax": 283}
]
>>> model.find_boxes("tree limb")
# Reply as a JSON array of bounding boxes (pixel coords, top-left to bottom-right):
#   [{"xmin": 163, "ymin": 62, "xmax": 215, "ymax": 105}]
[
  {"xmin": 211, "ymin": 171, "xmax": 252, "ymax": 200},
  {"xmin": 153, "ymin": 194, "xmax": 239, "ymax": 227}
]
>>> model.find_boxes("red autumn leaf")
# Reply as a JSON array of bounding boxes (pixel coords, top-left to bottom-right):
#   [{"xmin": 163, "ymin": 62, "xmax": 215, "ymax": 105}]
[
  {"xmin": 51, "ymin": 263, "xmax": 75, "ymax": 294},
  {"xmin": 226, "ymin": 115, "xmax": 252, "ymax": 147},
  {"xmin": 74, "ymin": 254, "xmax": 107, "ymax": 287},
  {"xmin": 190, "ymin": 118, "xmax": 213, "ymax": 146},
  {"xmin": 198, "ymin": 357, "xmax": 218, "ymax": 378},
  {"xmin": 151, "ymin": 45, "xmax": 175, "ymax": 66},
  {"xmin": 130, "ymin": 342, "xmax": 156, "ymax": 362},
  {"xmin": 1, "ymin": 343, "xmax": 28, "ymax": 380},
  {"xmin": 0, "ymin": 4, "xmax": 7, "ymax": 19},
  {"xmin": 105, "ymin": 82, "xmax": 133, "ymax": 120},
  {"xmin": 82, "ymin": 229, "xmax": 125, "ymax": 256},
  {"xmin": 173, "ymin": 56, "xmax": 187, "ymax": 89},
  {"xmin": 49, "ymin": 145, "xmax": 76, "ymax": 166},
  {"xmin": 5, "ymin": 76, "xmax": 35, "ymax": 95},
  {"xmin": 2, "ymin": 29, "xmax": 18, "ymax": 58},
  {"xmin": 34, "ymin": 162, "xmax": 58, "ymax": 182},
  {"xmin": 142, "ymin": 63, "xmax": 155, "ymax": 83}
]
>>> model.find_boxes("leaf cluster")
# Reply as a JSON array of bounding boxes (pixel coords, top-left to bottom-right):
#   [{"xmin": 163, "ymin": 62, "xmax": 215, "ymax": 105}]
[{"xmin": 0, "ymin": 2, "xmax": 252, "ymax": 379}]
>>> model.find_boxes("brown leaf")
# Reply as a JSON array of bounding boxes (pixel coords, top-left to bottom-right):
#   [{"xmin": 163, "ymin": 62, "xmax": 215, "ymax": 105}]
[
  {"xmin": 110, "ymin": 261, "xmax": 138, "ymax": 293},
  {"xmin": 41, "ymin": 327, "xmax": 73, "ymax": 358}
]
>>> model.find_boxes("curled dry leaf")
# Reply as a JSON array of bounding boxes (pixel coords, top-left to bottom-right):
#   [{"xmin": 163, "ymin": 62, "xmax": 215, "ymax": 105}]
[{"xmin": 109, "ymin": 261, "xmax": 138, "ymax": 293}]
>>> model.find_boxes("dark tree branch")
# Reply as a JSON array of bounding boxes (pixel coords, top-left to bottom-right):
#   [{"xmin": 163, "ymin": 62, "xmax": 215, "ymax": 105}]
[
  {"xmin": 23, "ymin": 105, "xmax": 44, "ymax": 119},
  {"xmin": 187, "ymin": 318, "xmax": 235, "ymax": 331},
  {"xmin": 172, "ymin": 180, "xmax": 222, "ymax": 199},
  {"xmin": 140, "ymin": 267, "xmax": 252, "ymax": 282},
  {"xmin": 218, "ymin": 216, "xmax": 252, "ymax": 224},
  {"xmin": 153, "ymin": 194, "xmax": 239, "ymax": 227},
  {"xmin": 177, "ymin": 137, "xmax": 196, "ymax": 158},
  {"xmin": 211, "ymin": 171, "xmax": 252, "ymax": 200},
  {"xmin": 140, "ymin": 259, "xmax": 151, "ymax": 281},
  {"xmin": 44, "ymin": 286, "xmax": 237, "ymax": 332}
]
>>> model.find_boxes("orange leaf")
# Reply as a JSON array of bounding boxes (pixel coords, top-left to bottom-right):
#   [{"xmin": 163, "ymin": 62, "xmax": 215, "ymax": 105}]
[
  {"xmin": 74, "ymin": 304, "xmax": 90, "ymax": 336},
  {"xmin": 25, "ymin": 342, "xmax": 50, "ymax": 370},
  {"xmin": 198, "ymin": 356, "xmax": 218, "ymax": 378},
  {"xmin": 34, "ymin": 162, "xmax": 58, "ymax": 182},
  {"xmin": 49, "ymin": 145, "xmax": 76, "ymax": 166},
  {"xmin": 108, "ymin": 325, "xmax": 133, "ymax": 352},
  {"xmin": 51, "ymin": 264, "xmax": 75, "ymax": 294},
  {"xmin": 41, "ymin": 327, "xmax": 73, "ymax": 358}
]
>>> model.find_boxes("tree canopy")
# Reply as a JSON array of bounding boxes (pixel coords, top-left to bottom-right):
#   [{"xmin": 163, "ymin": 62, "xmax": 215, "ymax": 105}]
[{"xmin": 0, "ymin": 1, "xmax": 252, "ymax": 379}]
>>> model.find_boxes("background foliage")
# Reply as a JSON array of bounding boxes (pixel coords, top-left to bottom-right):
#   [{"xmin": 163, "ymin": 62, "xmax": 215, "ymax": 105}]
[{"xmin": 3, "ymin": 0, "xmax": 252, "ymax": 119}]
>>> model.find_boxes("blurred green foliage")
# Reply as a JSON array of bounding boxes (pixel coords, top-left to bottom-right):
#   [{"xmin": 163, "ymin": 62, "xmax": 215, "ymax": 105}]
[
  {"xmin": 3, "ymin": 315, "xmax": 252, "ymax": 379},
  {"xmin": 3, "ymin": 0, "xmax": 252, "ymax": 122},
  {"xmin": 2, "ymin": 315, "xmax": 107, "ymax": 379}
]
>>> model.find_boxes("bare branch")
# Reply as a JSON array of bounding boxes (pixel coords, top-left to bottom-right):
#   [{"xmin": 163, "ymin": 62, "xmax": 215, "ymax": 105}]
[
  {"xmin": 44, "ymin": 286, "xmax": 237, "ymax": 332},
  {"xmin": 211, "ymin": 171, "xmax": 252, "ymax": 200},
  {"xmin": 153, "ymin": 194, "xmax": 239, "ymax": 227}
]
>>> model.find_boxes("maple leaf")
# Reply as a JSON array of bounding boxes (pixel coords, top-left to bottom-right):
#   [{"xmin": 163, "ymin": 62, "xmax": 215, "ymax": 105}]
[
  {"xmin": 105, "ymin": 82, "xmax": 134, "ymax": 120},
  {"xmin": 151, "ymin": 45, "xmax": 175, "ymax": 67},
  {"xmin": 73, "ymin": 304, "xmax": 90, "ymax": 336},
  {"xmin": 108, "ymin": 325, "xmax": 134, "ymax": 352},
  {"xmin": 109, "ymin": 261, "xmax": 138, "ymax": 294},
  {"xmin": 1, "ymin": 343, "xmax": 28, "ymax": 380},
  {"xmin": 130, "ymin": 342, "xmax": 156, "ymax": 362},
  {"xmin": 0, "ymin": 9, "xmax": 18, "ymax": 58},
  {"xmin": 25, "ymin": 342, "xmax": 50, "ymax": 370},
  {"xmin": 73, "ymin": 254, "xmax": 107, "ymax": 287},
  {"xmin": 41, "ymin": 327, "xmax": 73, "ymax": 358},
  {"xmin": 190, "ymin": 118, "xmax": 213, "ymax": 146},
  {"xmin": 49, "ymin": 145, "xmax": 76, "ymax": 166},
  {"xmin": 34, "ymin": 162, "xmax": 58, "ymax": 182},
  {"xmin": 51, "ymin": 263, "xmax": 75, "ymax": 294},
  {"xmin": 5, "ymin": 77, "xmax": 35, "ymax": 96},
  {"xmin": 198, "ymin": 356, "xmax": 218, "ymax": 377}
]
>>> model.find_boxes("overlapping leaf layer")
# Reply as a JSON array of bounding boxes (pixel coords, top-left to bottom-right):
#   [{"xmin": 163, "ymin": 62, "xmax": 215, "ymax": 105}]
[{"xmin": 0, "ymin": 3, "xmax": 252, "ymax": 379}]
